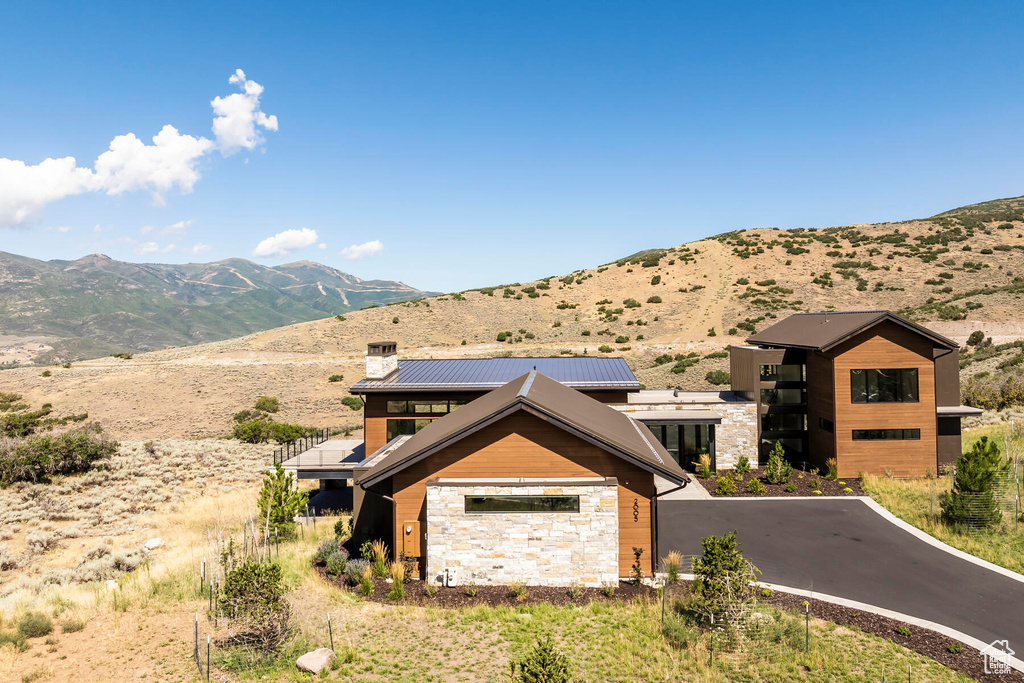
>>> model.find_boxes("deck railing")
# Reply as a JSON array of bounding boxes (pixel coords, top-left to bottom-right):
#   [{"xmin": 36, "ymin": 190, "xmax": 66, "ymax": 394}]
[{"xmin": 273, "ymin": 428, "xmax": 330, "ymax": 466}]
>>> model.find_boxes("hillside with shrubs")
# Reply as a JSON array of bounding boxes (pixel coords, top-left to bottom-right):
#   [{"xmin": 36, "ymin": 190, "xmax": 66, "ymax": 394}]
[{"xmin": 1, "ymin": 196, "xmax": 1024, "ymax": 438}]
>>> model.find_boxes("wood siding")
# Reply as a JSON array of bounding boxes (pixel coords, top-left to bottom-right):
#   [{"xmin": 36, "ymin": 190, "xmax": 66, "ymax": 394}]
[
  {"xmin": 387, "ymin": 411, "xmax": 656, "ymax": 577},
  {"xmin": 829, "ymin": 321, "xmax": 937, "ymax": 478},
  {"xmin": 362, "ymin": 391, "xmax": 631, "ymax": 455}
]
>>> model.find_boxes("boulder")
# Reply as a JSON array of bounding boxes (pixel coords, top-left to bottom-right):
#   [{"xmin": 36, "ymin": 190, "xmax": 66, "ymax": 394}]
[
  {"xmin": 296, "ymin": 648, "xmax": 335, "ymax": 674},
  {"xmin": 144, "ymin": 538, "xmax": 164, "ymax": 551}
]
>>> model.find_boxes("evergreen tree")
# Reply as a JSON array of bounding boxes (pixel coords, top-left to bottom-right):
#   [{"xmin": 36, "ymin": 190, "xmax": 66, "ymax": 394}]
[
  {"xmin": 257, "ymin": 463, "xmax": 309, "ymax": 538},
  {"xmin": 940, "ymin": 436, "xmax": 1005, "ymax": 528}
]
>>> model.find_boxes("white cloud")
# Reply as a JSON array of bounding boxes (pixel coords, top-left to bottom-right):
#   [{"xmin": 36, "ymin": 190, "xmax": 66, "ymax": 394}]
[
  {"xmin": 0, "ymin": 69, "xmax": 276, "ymax": 228},
  {"xmin": 191, "ymin": 243, "xmax": 213, "ymax": 255},
  {"xmin": 135, "ymin": 241, "xmax": 177, "ymax": 255},
  {"xmin": 211, "ymin": 69, "xmax": 279, "ymax": 155},
  {"xmin": 339, "ymin": 240, "xmax": 384, "ymax": 259},
  {"xmin": 252, "ymin": 228, "xmax": 318, "ymax": 258},
  {"xmin": 318, "ymin": 242, "xmax": 327, "ymax": 250}
]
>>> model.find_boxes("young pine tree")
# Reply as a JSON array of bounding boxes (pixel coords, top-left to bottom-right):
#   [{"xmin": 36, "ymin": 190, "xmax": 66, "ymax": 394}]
[
  {"xmin": 940, "ymin": 436, "xmax": 1006, "ymax": 528},
  {"xmin": 257, "ymin": 463, "xmax": 309, "ymax": 538}
]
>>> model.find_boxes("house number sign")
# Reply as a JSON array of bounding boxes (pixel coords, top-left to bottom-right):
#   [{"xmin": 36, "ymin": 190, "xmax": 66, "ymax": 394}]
[{"xmin": 632, "ymin": 498, "xmax": 639, "ymax": 522}]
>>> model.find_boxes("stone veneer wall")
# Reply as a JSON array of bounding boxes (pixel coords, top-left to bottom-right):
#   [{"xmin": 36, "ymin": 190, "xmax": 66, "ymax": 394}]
[
  {"xmin": 616, "ymin": 402, "xmax": 759, "ymax": 469},
  {"xmin": 425, "ymin": 482, "xmax": 618, "ymax": 587}
]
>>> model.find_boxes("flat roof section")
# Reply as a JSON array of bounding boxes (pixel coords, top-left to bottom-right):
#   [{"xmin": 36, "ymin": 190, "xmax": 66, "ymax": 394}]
[
  {"xmin": 627, "ymin": 410, "xmax": 723, "ymax": 424},
  {"xmin": 350, "ymin": 357, "xmax": 640, "ymax": 393},
  {"xmin": 628, "ymin": 389, "xmax": 752, "ymax": 405}
]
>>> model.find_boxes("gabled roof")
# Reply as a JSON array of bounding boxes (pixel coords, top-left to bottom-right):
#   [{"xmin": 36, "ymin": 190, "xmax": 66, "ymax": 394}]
[
  {"xmin": 745, "ymin": 311, "xmax": 959, "ymax": 352},
  {"xmin": 357, "ymin": 371, "xmax": 688, "ymax": 487},
  {"xmin": 350, "ymin": 357, "xmax": 640, "ymax": 393}
]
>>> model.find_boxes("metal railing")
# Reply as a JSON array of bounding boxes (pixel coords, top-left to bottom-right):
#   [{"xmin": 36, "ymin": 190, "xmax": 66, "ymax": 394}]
[{"xmin": 273, "ymin": 428, "xmax": 330, "ymax": 466}]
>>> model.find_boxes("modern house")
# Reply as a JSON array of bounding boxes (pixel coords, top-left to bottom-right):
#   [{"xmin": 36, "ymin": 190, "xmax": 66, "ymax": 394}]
[
  {"xmin": 311, "ymin": 309, "xmax": 978, "ymax": 584},
  {"xmin": 732, "ymin": 310, "xmax": 980, "ymax": 478}
]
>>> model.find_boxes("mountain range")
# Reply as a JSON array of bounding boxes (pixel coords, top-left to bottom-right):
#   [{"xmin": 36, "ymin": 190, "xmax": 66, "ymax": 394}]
[{"xmin": 0, "ymin": 253, "xmax": 434, "ymax": 361}]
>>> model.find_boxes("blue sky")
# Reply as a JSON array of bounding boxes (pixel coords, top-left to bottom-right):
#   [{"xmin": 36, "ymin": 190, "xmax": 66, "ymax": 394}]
[{"xmin": 2, "ymin": 1, "xmax": 1023, "ymax": 292}]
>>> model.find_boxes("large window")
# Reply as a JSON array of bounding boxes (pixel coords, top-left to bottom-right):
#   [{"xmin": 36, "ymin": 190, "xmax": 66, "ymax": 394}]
[
  {"xmin": 850, "ymin": 369, "xmax": 919, "ymax": 404},
  {"xmin": 645, "ymin": 423, "xmax": 713, "ymax": 469},
  {"xmin": 465, "ymin": 495, "xmax": 579, "ymax": 513},
  {"xmin": 386, "ymin": 418, "xmax": 432, "ymax": 441},
  {"xmin": 760, "ymin": 388, "xmax": 806, "ymax": 406},
  {"xmin": 387, "ymin": 399, "xmax": 469, "ymax": 415},
  {"xmin": 760, "ymin": 364, "xmax": 806, "ymax": 382},
  {"xmin": 761, "ymin": 413, "xmax": 807, "ymax": 432},
  {"xmin": 852, "ymin": 429, "xmax": 921, "ymax": 441}
]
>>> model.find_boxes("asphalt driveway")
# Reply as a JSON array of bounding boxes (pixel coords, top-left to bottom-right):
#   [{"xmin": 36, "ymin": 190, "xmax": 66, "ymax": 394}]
[{"xmin": 657, "ymin": 498, "xmax": 1024, "ymax": 656}]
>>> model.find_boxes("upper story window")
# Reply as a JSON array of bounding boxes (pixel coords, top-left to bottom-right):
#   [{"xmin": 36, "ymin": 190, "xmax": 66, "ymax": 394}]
[
  {"xmin": 850, "ymin": 369, "xmax": 919, "ymax": 404},
  {"xmin": 760, "ymin": 388, "xmax": 806, "ymax": 406},
  {"xmin": 387, "ymin": 399, "xmax": 464, "ymax": 415},
  {"xmin": 760, "ymin": 364, "xmax": 806, "ymax": 382}
]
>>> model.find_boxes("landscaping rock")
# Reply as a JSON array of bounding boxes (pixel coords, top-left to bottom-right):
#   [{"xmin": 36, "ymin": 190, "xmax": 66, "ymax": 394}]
[
  {"xmin": 296, "ymin": 648, "xmax": 335, "ymax": 674},
  {"xmin": 144, "ymin": 538, "xmax": 164, "ymax": 551}
]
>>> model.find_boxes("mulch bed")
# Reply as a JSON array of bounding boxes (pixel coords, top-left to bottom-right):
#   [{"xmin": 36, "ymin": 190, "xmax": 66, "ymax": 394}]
[
  {"xmin": 314, "ymin": 564, "xmax": 655, "ymax": 608},
  {"xmin": 703, "ymin": 466, "xmax": 865, "ymax": 497},
  {"xmin": 316, "ymin": 563, "xmax": 1018, "ymax": 681},
  {"xmin": 761, "ymin": 590, "xmax": 1023, "ymax": 682}
]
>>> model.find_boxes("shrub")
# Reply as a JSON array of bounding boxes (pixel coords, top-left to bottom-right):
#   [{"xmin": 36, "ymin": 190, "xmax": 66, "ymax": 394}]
[
  {"xmin": 325, "ymin": 551, "xmax": 348, "ymax": 577},
  {"xmin": 601, "ymin": 581, "xmax": 616, "ymax": 598},
  {"xmin": 646, "ymin": 295, "xmax": 662, "ymax": 304},
  {"xmin": 707, "ymin": 327, "xmax": 717, "ymax": 337},
  {"xmin": 60, "ymin": 618, "xmax": 85, "ymax": 633},
  {"xmin": 341, "ymin": 396, "xmax": 364, "ymax": 411},
  {"xmin": 705, "ymin": 370, "xmax": 730, "ymax": 385},
  {"xmin": 0, "ymin": 631, "xmax": 26, "ymax": 650},
  {"xmin": 783, "ymin": 483, "xmax": 796, "ymax": 493},
  {"xmin": 764, "ymin": 442, "xmax": 793, "ymax": 485},
  {"xmin": 463, "ymin": 582, "xmax": 478, "ymax": 597},
  {"xmin": 256, "ymin": 464, "xmax": 309, "ymax": 538},
  {"xmin": 940, "ymin": 436, "xmax": 1006, "ymax": 528},
  {"xmin": 691, "ymin": 531, "xmax": 760, "ymax": 624},
  {"xmin": 510, "ymin": 637, "xmax": 572, "ymax": 683},
  {"xmin": 333, "ymin": 517, "xmax": 351, "ymax": 539},
  {"xmin": 0, "ymin": 425, "xmax": 117, "ymax": 486},
  {"xmin": 358, "ymin": 565, "xmax": 375, "ymax": 596},
  {"xmin": 598, "ymin": 345, "xmax": 614, "ymax": 353},
  {"xmin": 509, "ymin": 581, "xmax": 528, "ymax": 600},
  {"xmin": 345, "ymin": 559, "xmax": 369, "ymax": 586},
  {"xmin": 947, "ymin": 641, "xmax": 964, "ymax": 654},
  {"xmin": 328, "ymin": 374, "xmax": 344, "ymax": 383},
  {"xmin": 567, "ymin": 581, "xmax": 583, "ymax": 600},
  {"xmin": 17, "ymin": 612, "xmax": 53, "ymax": 639},
  {"xmin": 734, "ymin": 456, "xmax": 750, "ymax": 474},
  {"xmin": 630, "ymin": 547, "xmax": 645, "ymax": 585},
  {"xmin": 313, "ymin": 538, "xmax": 340, "ymax": 565},
  {"xmin": 623, "ymin": 298, "xmax": 641, "ymax": 308},
  {"xmin": 650, "ymin": 275, "xmax": 661, "ymax": 285},
  {"xmin": 41, "ymin": 371, "xmax": 51, "ymax": 378},
  {"xmin": 662, "ymin": 616, "xmax": 698, "ymax": 649},
  {"xmin": 895, "ymin": 624, "xmax": 912, "ymax": 637},
  {"xmin": 967, "ymin": 330, "xmax": 985, "ymax": 347},
  {"xmin": 220, "ymin": 562, "xmax": 290, "ymax": 652},
  {"xmin": 254, "ymin": 396, "xmax": 280, "ymax": 413},
  {"xmin": 392, "ymin": 316, "xmax": 400, "ymax": 324},
  {"xmin": 746, "ymin": 479, "xmax": 768, "ymax": 496},
  {"xmin": 715, "ymin": 476, "xmax": 737, "ymax": 496},
  {"xmin": 109, "ymin": 352, "xmax": 133, "ymax": 360}
]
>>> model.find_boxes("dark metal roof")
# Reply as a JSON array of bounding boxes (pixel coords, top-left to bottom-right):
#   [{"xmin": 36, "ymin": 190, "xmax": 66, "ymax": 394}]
[
  {"xmin": 745, "ymin": 311, "xmax": 959, "ymax": 352},
  {"xmin": 350, "ymin": 357, "xmax": 640, "ymax": 393},
  {"xmin": 357, "ymin": 371, "xmax": 688, "ymax": 487}
]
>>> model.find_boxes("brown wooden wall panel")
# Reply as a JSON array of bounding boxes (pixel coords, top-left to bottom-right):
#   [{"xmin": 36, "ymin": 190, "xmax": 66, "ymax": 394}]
[
  {"xmin": 363, "ymin": 391, "xmax": 633, "ymax": 455},
  {"xmin": 805, "ymin": 351, "xmax": 836, "ymax": 473},
  {"xmin": 829, "ymin": 321, "xmax": 937, "ymax": 478},
  {"xmin": 388, "ymin": 411, "xmax": 656, "ymax": 578}
]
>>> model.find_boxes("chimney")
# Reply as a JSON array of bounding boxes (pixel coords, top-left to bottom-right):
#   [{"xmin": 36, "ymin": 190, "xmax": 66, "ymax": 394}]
[{"xmin": 366, "ymin": 341, "xmax": 398, "ymax": 380}]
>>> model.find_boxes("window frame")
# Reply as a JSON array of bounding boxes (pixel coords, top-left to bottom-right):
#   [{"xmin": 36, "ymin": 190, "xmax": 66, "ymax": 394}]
[
  {"xmin": 850, "ymin": 368, "xmax": 919, "ymax": 404},
  {"xmin": 851, "ymin": 428, "xmax": 921, "ymax": 441}
]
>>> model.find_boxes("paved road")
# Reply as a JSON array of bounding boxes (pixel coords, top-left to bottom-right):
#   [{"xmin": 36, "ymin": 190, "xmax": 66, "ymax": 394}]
[{"xmin": 657, "ymin": 498, "xmax": 1024, "ymax": 654}]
